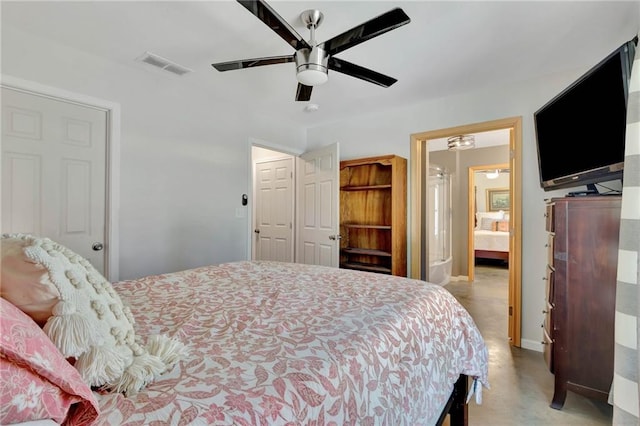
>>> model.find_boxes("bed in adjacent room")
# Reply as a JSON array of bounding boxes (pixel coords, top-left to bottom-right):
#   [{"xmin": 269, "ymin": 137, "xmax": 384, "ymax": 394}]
[
  {"xmin": 1, "ymin": 234, "xmax": 489, "ymax": 426},
  {"xmin": 474, "ymin": 211, "xmax": 510, "ymax": 263}
]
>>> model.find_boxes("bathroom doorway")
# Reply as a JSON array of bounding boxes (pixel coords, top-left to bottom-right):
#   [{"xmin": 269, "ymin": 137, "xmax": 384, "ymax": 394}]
[{"xmin": 409, "ymin": 116, "xmax": 522, "ymax": 347}]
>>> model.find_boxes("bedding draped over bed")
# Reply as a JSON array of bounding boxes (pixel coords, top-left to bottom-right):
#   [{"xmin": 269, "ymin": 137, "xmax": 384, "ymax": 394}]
[{"xmin": 95, "ymin": 261, "xmax": 488, "ymax": 425}]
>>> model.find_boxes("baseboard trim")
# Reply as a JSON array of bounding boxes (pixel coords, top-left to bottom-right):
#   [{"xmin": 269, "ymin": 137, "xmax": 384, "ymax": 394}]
[
  {"xmin": 520, "ymin": 338, "xmax": 543, "ymax": 352},
  {"xmin": 450, "ymin": 275, "xmax": 469, "ymax": 282}
]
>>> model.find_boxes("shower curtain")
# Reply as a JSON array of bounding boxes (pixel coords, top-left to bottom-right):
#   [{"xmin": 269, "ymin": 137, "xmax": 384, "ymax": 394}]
[{"xmin": 612, "ymin": 36, "xmax": 640, "ymax": 424}]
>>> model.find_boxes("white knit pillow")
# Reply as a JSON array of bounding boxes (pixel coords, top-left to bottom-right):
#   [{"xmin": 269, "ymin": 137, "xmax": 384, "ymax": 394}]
[{"xmin": 0, "ymin": 234, "xmax": 187, "ymax": 396}]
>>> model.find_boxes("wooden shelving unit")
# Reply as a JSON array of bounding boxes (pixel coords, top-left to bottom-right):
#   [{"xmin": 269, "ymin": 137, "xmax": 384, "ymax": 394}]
[{"xmin": 339, "ymin": 155, "xmax": 407, "ymax": 276}]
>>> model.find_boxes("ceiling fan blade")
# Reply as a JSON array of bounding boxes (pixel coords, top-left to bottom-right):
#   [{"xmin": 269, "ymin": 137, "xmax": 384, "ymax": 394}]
[
  {"xmin": 237, "ymin": 0, "xmax": 310, "ymax": 51},
  {"xmin": 295, "ymin": 83, "xmax": 313, "ymax": 102},
  {"xmin": 321, "ymin": 8, "xmax": 410, "ymax": 56},
  {"xmin": 212, "ymin": 55, "xmax": 294, "ymax": 72},
  {"xmin": 328, "ymin": 57, "xmax": 397, "ymax": 88}
]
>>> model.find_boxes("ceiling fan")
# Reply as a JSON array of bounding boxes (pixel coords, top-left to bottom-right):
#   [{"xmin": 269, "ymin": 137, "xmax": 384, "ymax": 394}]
[{"xmin": 211, "ymin": 0, "xmax": 411, "ymax": 102}]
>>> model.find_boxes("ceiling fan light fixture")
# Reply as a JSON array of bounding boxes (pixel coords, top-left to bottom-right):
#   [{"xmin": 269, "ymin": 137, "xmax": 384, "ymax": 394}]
[
  {"xmin": 447, "ymin": 134, "xmax": 476, "ymax": 151},
  {"xmin": 295, "ymin": 47, "xmax": 329, "ymax": 86},
  {"xmin": 296, "ymin": 67, "xmax": 328, "ymax": 86},
  {"xmin": 486, "ymin": 170, "xmax": 500, "ymax": 179}
]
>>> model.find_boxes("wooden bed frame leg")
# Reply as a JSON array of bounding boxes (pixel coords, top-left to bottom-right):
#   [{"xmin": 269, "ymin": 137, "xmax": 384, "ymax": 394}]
[{"xmin": 448, "ymin": 374, "xmax": 469, "ymax": 426}]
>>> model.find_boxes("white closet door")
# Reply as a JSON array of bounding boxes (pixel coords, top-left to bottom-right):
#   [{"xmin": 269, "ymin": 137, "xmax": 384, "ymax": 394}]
[
  {"xmin": 255, "ymin": 158, "xmax": 294, "ymax": 262},
  {"xmin": 1, "ymin": 87, "xmax": 107, "ymax": 273}
]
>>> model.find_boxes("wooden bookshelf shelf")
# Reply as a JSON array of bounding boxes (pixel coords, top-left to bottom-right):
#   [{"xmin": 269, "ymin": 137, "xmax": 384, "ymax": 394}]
[
  {"xmin": 342, "ymin": 224, "xmax": 392, "ymax": 230},
  {"xmin": 340, "ymin": 262, "xmax": 392, "ymax": 274},
  {"xmin": 340, "ymin": 184, "xmax": 392, "ymax": 191},
  {"xmin": 341, "ymin": 247, "xmax": 392, "ymax": 257}
]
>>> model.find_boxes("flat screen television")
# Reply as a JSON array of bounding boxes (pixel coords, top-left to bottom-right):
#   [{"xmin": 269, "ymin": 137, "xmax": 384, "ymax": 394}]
[{"xmin": 534, "ymin": 37, "xmax": 637, "ymax": 193}]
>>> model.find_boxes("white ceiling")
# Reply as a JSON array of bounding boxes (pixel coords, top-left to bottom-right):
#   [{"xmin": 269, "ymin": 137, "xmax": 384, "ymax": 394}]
[{"xmin": 2, "ymin": 1, "xmax": 639, "ymax": 127}]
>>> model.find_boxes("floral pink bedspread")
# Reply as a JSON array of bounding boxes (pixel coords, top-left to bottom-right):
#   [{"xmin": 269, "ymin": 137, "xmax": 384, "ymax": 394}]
[{"xmin": 95, "ymin": 261, "xmax": 488, "ymax": 425}]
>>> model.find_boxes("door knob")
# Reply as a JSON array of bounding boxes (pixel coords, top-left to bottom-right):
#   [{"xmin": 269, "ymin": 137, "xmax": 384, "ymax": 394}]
[
  {"xmin": 254, "ymin": 229, "xmax": 260, "ymax": 234},
  {"xmin": 92, "ymin": 242, "xmax": 104, "ymax": 251},
  {"xmin": 328, "ymin": 234, "xmax": 342, "ymax": 240}
]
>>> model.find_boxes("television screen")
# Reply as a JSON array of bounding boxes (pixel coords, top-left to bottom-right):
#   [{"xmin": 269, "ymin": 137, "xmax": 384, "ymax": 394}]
[{"xmin": 534, "ymin": 37, "xmax": 636, "ymax": 193}]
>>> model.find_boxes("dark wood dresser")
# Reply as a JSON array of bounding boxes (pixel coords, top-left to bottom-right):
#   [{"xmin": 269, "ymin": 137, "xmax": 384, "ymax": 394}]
[{"xmin": 542, "ymin": 195, "xmax": 621, "ymax": 409}]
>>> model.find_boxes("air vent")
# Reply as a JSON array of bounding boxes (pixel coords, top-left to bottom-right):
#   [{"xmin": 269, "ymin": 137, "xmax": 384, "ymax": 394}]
[{"xmin": 136, "ymin": 51, "xmax": 192, "ymax": 76}]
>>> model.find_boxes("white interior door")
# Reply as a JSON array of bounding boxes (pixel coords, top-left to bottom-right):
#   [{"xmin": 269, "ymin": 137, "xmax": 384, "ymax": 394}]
[
  {"xmin": 296, "ymin": 143, "xmax": 340, "ymax": 267},
  {"xmin": 254, "ymin": 158, "xmax": 294, "ymax": 262},
  {"xmin": 1, "ymin": 87, "xmax": 107, "ymax": 273}
]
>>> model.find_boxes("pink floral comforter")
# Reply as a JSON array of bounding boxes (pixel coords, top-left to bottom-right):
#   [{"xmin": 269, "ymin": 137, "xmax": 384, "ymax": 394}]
[{"xmin": 95, "ymin": 261, "xmax": 489, "ymax": 425}]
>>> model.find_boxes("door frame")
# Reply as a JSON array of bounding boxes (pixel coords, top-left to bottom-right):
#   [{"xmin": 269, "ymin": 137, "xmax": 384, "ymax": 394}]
[
  {"xmin": 1, "ymin": 74, "xmax": 121, "ymax": 281},
  {"xmin": 468, "ymin": 162, "xmax": 510, "ymax": 282},
  {"xmin": 409, "ymin": 116, "xmax": 522, "ymax": 347}
]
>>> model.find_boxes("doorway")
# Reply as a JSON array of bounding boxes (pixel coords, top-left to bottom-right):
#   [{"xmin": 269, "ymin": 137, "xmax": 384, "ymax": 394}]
[
  {"xmin": 469, "ymin": 163, "xmax": 510, "ymax": 282},
  {"xmin": 250, "ymin": 143, "xmax": 341, "ymax": 267},
  {"xmin": 409, "ymin": 116, "xmax": 522, "ymax": 347}
]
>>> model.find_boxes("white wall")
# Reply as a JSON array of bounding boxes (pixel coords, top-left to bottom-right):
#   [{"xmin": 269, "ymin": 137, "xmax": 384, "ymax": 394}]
[
  {"xmin": 304, "ymin": 71, "xmax": 599, "ymax": 350},
  {"xmin": 476, "ymin": 173, "xmax": 510, "ymax": 213},
  {"xmin": 1, "ymin": 27, "xmax": 307, "ymax": 280}
]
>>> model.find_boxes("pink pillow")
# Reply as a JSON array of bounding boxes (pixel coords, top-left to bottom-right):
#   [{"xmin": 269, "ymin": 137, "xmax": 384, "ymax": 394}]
[
  {"xmin": 1, "ymin": 237, "xmax": 59, "ymax": 325},
  {"xmin": 0, "ymin": 298, "xmax": 99, "ymax": 425},
  {"xmin": 492, "ymin": 220, "xmax": 509, "ymax": 232}
]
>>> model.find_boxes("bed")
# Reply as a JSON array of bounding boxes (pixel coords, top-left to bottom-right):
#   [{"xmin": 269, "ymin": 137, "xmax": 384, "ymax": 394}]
[
  {"xmin": 1, "ymin": 234, "xmax": 489, "ymax": 426},
  {"xmin": 474, "ymin": 211, "xmax": 510, "ymax": 263}
]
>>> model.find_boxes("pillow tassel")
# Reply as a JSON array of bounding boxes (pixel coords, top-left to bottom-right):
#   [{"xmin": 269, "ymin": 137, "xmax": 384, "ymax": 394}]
[
  {"xmin": 75, "ymin": 344, "xmax": 127, "ymax": 387},
  {"xmin": 43, "ymin": 301, "xmax": 97, "ymax": 358},
  {"xmin": 146, "ymin": 334, "xmax": 189, "ymax": 372},
  {"xmin": 110, "ymin": 350, "xmax": 165, "ymax": 396}
]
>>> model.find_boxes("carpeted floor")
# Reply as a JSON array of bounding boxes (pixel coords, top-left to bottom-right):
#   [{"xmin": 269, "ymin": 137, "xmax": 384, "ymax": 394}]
[{"xmin": 444, "ymin": 264, "xmax": 613, "ymax": 425}]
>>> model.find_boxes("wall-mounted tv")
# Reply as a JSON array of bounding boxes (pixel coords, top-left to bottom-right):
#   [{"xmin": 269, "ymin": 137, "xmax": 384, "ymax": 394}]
[{"xmin": 534, "ymin": 36, "xmax": 637, "ymax": 193}]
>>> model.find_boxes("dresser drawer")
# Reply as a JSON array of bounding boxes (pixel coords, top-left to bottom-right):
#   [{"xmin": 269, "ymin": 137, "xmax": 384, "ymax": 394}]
[
  {"xmin": 542, "ymin": 325, "xmax": 554, "ymax": 373},
  {"xmin": 542, "ymin": 301, "xmax": 554, "ymax": 373},
  {"xmin": 545, "ymin": 202, "xmax": 555, "ymax": 232},
  {"xmin": 545, "ymin": 265, "xmax": 555, "ymax": 305},
  {"xmin": 543, "ymin": 302, "xmax": 553, "ymax": 331},
  {"xmin": 546, "ymin": 234, "xmax": 555, "ymax": 267}
]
